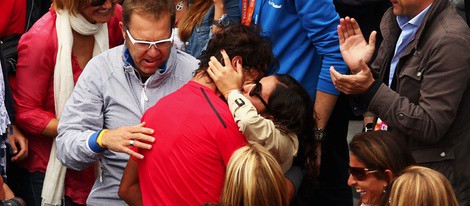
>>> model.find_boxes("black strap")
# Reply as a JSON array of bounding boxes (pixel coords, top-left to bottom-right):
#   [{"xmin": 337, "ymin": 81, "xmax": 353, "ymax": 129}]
[
  {"xmin": 465, "ymin": 0, "xmax": 470, "ymax": 27},
  {"xmin": 0, "ymin": 34, "xmax": 21, "ymax": 74},
  {"xmin": 200, "ymin": 88, "xmax": 227, "ymax": 128}
]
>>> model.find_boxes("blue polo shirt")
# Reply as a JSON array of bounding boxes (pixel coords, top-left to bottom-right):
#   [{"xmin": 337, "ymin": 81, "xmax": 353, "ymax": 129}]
[{"xmin": 245, "ymin": 0, "xmax": 347, "ymax": 99}]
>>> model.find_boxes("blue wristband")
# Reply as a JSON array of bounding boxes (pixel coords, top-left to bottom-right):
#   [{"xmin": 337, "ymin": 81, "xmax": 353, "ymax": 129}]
[{"xmin": 88, "ymin": 130, "xmax": 106, "ymax": 153}]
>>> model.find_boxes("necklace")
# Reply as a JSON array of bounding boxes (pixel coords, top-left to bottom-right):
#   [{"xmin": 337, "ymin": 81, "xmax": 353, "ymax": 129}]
[{"xmin": 176, "ymin": 0, "xmax": 185, "ymax": 11}]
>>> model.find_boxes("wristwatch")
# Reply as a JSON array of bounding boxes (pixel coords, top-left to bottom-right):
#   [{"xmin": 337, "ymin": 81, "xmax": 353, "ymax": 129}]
[
  {"xmin": 363, "ymin": 123, "xmax": 374, "ymax": 132},
  {"xmin": 313, "ymin": 128, "xmax": 326, "ymax": 142},
  {"xmin": 213, "ymin": 13, "xmax": 230, "ymax": 27}
]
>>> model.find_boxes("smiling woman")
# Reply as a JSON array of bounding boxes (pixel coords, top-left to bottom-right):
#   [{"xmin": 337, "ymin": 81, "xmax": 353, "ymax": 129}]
[
  {"xmin": 348, "ymin": 131, "xmax": 415, "ymax": 206},
  {"xmin": 13, "ymin": 0, "xmax": 123, "ymax": 205}
]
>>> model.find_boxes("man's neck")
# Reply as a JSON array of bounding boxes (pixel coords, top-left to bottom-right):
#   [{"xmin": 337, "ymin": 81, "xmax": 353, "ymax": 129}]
[
  {"xmin": 408, "ymin": 1, "xmax": 434, "ymax": 18},
  {"xmin": 192, "ymin": 72, "xmax": 221, "ymax": 96}
]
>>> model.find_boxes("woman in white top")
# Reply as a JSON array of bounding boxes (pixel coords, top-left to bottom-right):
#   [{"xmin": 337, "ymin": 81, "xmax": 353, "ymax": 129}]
[{"xmin": 207, "ymin": 50, "xmax": 316, "ymax": 173}]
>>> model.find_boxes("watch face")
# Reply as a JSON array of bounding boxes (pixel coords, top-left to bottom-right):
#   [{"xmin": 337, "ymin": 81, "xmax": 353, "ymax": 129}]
[
  {"xmin": 220, "ymin": 15, "xmax": 230, "ymax": 26},
  {"xmin": 214, "ymin": 14, "xmax": 230, "ymax": 27}
]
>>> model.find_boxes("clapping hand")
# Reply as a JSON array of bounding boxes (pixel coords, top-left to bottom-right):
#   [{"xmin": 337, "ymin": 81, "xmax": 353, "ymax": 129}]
[
  {"xmin": 338, "ymin": 17, "xmax": 376, "ymax": 74},
  {"xmin": 330, "ymin": 59, "xmax": 375, "ymax": 94}
]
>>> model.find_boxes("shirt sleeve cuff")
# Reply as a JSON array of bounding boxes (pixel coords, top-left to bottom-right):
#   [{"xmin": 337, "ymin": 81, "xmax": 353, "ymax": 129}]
[
  {"xmin": 88, "ymin": 130, "xmax": 106, "ymax": 153},
  {"xmin": 284, "ymin": 166, "xmax": 303, "ymax": 194},
  {"xmin": 362, "ymin": 80, "xmax": 382, "ymax": 106}
]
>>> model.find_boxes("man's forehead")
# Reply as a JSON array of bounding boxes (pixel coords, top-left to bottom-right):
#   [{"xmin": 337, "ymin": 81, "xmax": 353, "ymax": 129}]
[{"xmin": 127, "ymin": 12, "xmax": 171, "ymax": 29}]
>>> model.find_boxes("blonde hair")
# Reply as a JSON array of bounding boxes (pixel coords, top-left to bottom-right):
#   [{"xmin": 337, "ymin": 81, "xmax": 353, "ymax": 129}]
[
  {"xmin": 389, "ymin": 166, "xmax": 458, "ymax": 206},
  {"xmin": 220, "ymin": 144, "xmax": 289, "ymax": 206},
  {"xmin": 53, "ymin": 0, "xmax": 92, "ymax": 14},
  {"xmin": 178, "ymin": 0, "xmax": 212, "ymax": 42}
]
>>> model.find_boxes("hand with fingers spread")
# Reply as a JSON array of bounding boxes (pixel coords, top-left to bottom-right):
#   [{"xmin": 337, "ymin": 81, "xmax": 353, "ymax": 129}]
[
  {"xmin": 101, "ymin": 122, "xmax": 155, "ymax": 159},
  {"xmin": 207, "ymin": 50, "xmax": 244, "ymax": 98},
  {"xmin": 7, "ymin": 125, "xmax": 28, "ymax": 162},
  {"xmin": 338, "ymin": 17, "xmax": 376, "ymax": 74},
  {"xmin": 329, "ymin": 59, "xmax": 375, "ymax": 94}
]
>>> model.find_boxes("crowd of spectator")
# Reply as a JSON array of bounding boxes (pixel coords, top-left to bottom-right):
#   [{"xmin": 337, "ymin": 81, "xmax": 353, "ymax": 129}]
[{"xmin": 0, "ymin": 0, "xmax": 469, "ymax": 205}]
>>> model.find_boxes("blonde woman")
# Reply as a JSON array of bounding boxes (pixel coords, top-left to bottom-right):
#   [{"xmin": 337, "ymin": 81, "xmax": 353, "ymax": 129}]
[
  {"xmin": 390, "ymin": 166, "xmax": 458, "ymax": 206},
  {"xmin": 14, "ymin": 0, "xmax": 123, "ymax": 205},
  {"xmin": 220, "ymin": 144, "xmax": 289, "ymax": 206}
]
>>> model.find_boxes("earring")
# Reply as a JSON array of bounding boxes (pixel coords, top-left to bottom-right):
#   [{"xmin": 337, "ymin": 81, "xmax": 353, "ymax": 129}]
[{"xmin": 383, "ymin": 184, "xmax": 388, "ymax": 193}]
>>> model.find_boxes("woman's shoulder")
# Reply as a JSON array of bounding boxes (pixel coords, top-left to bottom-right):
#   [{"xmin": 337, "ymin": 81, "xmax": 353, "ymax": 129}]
[
  {"xmin": 23, "ymin": 9, "xmax": 57, "ymax": 39},
  {"xmin": 19, "ymin": 9, "xmax": 58, "ymax": 52}
]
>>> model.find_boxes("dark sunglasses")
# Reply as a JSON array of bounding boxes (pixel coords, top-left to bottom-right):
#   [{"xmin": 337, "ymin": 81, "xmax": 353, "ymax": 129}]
[
  {"xmin": 349, "ymin": 167, "xmax": 379, "ymax": 181},
  {"xmin": 249, "ymin": 82, "xmax": 271, "ymax": 112},
  {"xmin": 90, "ymin": 0, "xmax": 117, "ymax": 7}
]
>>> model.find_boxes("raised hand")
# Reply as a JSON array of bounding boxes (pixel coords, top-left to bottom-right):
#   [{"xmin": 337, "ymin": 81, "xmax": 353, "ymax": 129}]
[
  {"xmin": 207, "ymin": 49, "xmax": 244, "ymax": 98},
  {"xmin": 338, "ymin": 17, "xmax": 376, "ymax": 74},
  {"xmin": 101, "ymin": 122, "xmax": 155, "ymax": 159}
]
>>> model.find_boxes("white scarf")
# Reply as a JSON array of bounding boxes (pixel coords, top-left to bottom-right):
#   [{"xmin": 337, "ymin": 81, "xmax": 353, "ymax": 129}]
[{"xmin": 41, "ymin": 10, "xmax": 109, "ymax": 206}]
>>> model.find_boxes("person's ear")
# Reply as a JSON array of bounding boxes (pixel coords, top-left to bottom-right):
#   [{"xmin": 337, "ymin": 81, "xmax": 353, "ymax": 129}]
[
  {"xmin": 231, "ymin": 56, "xmax": 243, "ymax": 70},
  {"xmin": 266, "ymin": 114, "xmax": 275, "ymax": 121},
  {"xmin": 384, "ymin": 169, "xmax": 394, "ymax": 183},
  {"xmin": 119, "ymin": 22, "xmax": 126, "ymax": 40}
]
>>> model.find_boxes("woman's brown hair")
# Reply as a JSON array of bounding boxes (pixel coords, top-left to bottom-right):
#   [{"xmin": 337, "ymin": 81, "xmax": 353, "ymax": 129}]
[
  {"xmin": 178, "ymin": 0, "xmax": 212, "ymax": 42},
  {"xmin": 349, "ymin": 131, "xmax": 416, "ymax": 206},
  {"xmin": 53, "ymin": 0, "xmax": 92, "ymax": 14}
]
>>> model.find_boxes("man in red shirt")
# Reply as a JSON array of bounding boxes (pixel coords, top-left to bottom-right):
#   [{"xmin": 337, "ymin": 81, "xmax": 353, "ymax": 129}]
[{"xmin": 119, "ymin": 24, "xmax": 277, "ymax": 205}]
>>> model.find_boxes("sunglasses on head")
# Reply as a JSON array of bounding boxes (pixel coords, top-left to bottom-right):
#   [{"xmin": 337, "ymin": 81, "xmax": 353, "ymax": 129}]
[
  {"xmin": 90, "ymin": 0, "xmax": 117, "ymax": 7},
  {"xmin": 249, "ymin": 82, "xmax": 271, "ymax": 112},
  {"xmin": 349, "ymin": 167, "xmax": 379, "ymax": 181}
]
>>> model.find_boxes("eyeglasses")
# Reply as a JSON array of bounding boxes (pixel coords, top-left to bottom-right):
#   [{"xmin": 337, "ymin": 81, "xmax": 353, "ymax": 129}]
[
  {"xmin": 126, "ymin": 29, "xmax": 174, "ymax": 51},
  {"xmin": 349, "ymin": 167, "xmax": 379, "ymax": 181},
  {"xmin": 90, "ymin": 0, "xmax": 118, "ymax": 7},
  {"xmin": 249, "ymin": 82, "xmax": 271, "ymax": 112}
]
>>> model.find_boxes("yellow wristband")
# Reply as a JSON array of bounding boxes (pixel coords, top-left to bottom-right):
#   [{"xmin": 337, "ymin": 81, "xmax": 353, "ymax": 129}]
[{"xmin": 97, "ymin": 129, "xmax": 109, "ymax": 148}]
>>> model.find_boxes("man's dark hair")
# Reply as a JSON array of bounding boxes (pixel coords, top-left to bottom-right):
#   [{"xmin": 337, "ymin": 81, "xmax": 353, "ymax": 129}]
[
  {"xmin": 198, "ymin": 24, "xmax": 277, "ymax": 78},
  {"xmin": 122, "ymin": 0, "xmax": 175, "ymax": 28}
]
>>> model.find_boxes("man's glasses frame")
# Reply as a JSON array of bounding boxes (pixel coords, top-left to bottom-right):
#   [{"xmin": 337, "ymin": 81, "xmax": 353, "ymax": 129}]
[
  {"xmin": 249, "ymin": 82, "xmax": 271, "ymax": 112},
  {"xmin": 349, "ymin": 167, "xmax": 379, "ymax": 181},
  {"xmin": 90, "ymin": 0, "xmax": 119, "ymax": 7},
  {"xmin": 125, "ymin": 28, "xmax": 174, "ymax": 51}
]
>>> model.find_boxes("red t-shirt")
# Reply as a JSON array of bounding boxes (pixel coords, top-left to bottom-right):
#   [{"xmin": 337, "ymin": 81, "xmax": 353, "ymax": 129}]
[{"xmin": 136, "ymin": 81, "xmax": 247, "ymax": 205}]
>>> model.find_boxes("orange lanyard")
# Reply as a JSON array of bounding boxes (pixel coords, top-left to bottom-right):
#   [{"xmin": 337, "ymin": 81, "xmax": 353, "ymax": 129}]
[{"xmin": 241, "ymin": 0, "xmax": 256, "ymax": 26}]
